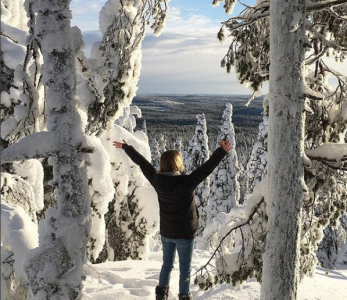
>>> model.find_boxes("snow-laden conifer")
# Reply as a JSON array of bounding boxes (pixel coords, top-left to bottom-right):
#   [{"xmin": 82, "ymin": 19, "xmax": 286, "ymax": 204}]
[
  {"xmin": 245, "ymin": 107, "xmax": 268, "ymax": 199},
  {"xmin": 158, "ymin": 134, "xmax": 168, "ymax": 154},
  {"xmin": 210, "ymin": 103, "xmax": 240, "ymax": 220},
  {"xmin": 194, "ymin": 1, "xmax": 347, "ymax": 297},
  {"xmin": 100, "ymin": 125, "xmax": 159, "ymax": 260},
  {"xmin": 1, "ymin": 0, "xmax": 171, "ymax": 297},
  {"xmin": 186, "ymin": 114, "xmax": 211, "ymax": 236},
  {"xmin": 141, "ymin": 119, "xmax": 148, "ymax": 134},
  {"xmin": 150, "ymin": 137, "xmax": 161, "ymax": 170},
  {"xmin": 174, "ymin": 136, "xmax": 183, "ymax": 154},
  {"xmin": 76, "ymin": 0, "xmax": 170, "ymax": 135},
  {"xmin": 317, "ymin": 223, "xmax": 347, "ymax": 269},
  {"xmin": 1, "ymin": 0, "xmax": 92, "ymax": 298}
]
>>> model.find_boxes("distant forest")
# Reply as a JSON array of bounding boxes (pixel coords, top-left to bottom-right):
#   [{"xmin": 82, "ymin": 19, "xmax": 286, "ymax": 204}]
[{"xmin": 133, "ymin": 94, "xmax": 264, "ymax": 162}]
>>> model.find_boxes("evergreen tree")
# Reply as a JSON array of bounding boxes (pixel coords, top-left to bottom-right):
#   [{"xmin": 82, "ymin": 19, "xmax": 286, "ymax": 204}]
[
  {"xmin": 210, "ymin": 103, "xmax": 240, "ymax": 220},
  {"xmin": 245, "ymin": 111, "xmax": 269, "ymax": 199},
  {"xmin": 158, "ymin": 134, "xmax": 167, "ymax": 154},
  {"xmin": 194, "ymin": 2, "xmax": 347, "ymax": 298},
  {"xmin": 100, "ymin": 126, "xmax": 159, "ymax": 261},
  {"xmin": 1, "ymin": 0, "xmax": 170, "ymax": 298},
  {"xmin": 150, "ymin": 137, "xmax": 161, "ymax": 170},
  {"xmin": 141, "ymin": 119, "xmax": 148, "ymax": 134},
  {"xmin": 174, "ymin": 136, "xmax": 183, "ymax": 154},
  {"xmin": 317, "ymin": 222, "xmax": 347, "ymax": 269},
  {"xmin": 185, "ymin": 114, "xmax": 211, "ymax": 236}
]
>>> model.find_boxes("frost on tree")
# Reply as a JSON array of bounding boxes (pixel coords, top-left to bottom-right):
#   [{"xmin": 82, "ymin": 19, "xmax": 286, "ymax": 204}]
[
  {"xmin": 99, "ymin": 125, "xmax": 159, "ymax": 261},
  {"xmin": 245, "ymin": 101, "xmax": 269, "ymax": 199},
  {"xmin": 115, "ymin": 105, "xmax": 142, "ymax": 133},
  {"xmin": 210, "ymin": 103, "xmax": 240, "ymax": 220},
  {"xmin": 174, "ymin": 136, "xmax": 183, "ymax": 154},
  {"xmin": 74, "ymin": 0, "xmax": 169, "ymax": 262},
  {"xmin": 75, "ymin": 0, "xmax": 170, "ymax": 135},
  {"xmin": 0, "ymin": 2, "xmax": 47, "ymax": 298},
  {"xmin": 185, "ymin": 114, "xmax": 211, "ymax": 236},
  {"xmin": 1, "ymin": 0, "xmax": 170, "ymax": 298},
  {"xmin": 150, "ymin": 137, "xmax": 161, "ymax": 170},
  {"xmin": 317, "ymin": 222, "xmax": 347, "ymax": 269},
  {"xmin": 194, "ymin": 0, "xmax": 347, "ymax": 295},
  {"xmin": 1, "ymin": 0, "xmax": 92, "ymax": 298}
]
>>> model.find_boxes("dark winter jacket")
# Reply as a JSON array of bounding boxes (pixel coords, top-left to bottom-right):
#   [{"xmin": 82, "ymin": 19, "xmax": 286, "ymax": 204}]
[{"xmin": 122, "ymin": 144, "xmax": 227, "ymax": 239}]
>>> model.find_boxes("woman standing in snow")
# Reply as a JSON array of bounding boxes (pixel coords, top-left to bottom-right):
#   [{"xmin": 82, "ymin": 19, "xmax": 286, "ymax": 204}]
[{"xmin": 113, "ymin": 139, "xmax": 232, "ymax": 300}]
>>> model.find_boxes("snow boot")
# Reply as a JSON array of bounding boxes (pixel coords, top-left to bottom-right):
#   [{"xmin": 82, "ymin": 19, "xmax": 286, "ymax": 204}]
[
  {"xmin": 155, "ymin": 285, "xmax": 169, "ymax": 300},
  {"xmin": 178, "ymin": 293, "xmax": 193, "ymax": 300}
]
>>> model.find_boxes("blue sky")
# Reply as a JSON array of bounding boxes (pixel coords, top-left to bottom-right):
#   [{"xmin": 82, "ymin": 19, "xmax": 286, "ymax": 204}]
[{"xmin": 70, "ymin": 0, "xmax": 345, "ymax": 95}]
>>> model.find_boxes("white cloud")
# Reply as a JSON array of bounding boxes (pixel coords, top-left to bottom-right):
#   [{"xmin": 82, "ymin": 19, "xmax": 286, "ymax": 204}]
[{"xmin": 139, "ymin": 9, "xmax": 251, "ymax": 94}]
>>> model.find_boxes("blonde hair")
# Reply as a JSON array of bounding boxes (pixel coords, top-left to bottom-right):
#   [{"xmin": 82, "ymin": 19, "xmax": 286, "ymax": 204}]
[{"xmin": 159, "ymin": 150, "xmax": 184, "ymax": 173}]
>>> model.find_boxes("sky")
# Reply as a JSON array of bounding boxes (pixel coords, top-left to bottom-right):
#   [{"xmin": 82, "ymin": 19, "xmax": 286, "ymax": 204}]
[{"xmin": 70, "ymin": 0, "xmax": 346, "ymax": 95}]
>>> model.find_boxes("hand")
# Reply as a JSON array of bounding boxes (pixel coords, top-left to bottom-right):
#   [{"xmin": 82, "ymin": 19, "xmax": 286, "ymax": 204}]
[
  {"xmin": 220, "ymin": 139, "xmax": 232, "ymax": 153},
  {"xmin": 113, "ymin": 139, "xmax": 128, "ymax": 149}
]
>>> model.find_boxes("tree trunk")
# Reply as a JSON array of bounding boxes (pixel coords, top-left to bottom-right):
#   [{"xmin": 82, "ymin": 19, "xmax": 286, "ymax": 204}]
[
  {"xmin": 25, "ymin": 1, "xmax": 91, "ymax": 298},
  {"xmin": 261, "ymin": 1, "xmax": 306, "ymax": 300}
]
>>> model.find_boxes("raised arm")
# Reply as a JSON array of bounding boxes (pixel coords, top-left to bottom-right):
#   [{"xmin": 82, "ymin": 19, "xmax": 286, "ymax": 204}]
[
  {"xmin": 187, "ymin": 139, "xmax": 232, "ymax": 189},
  {"xmin": 113, "ymin": 140, "xmax": 156, "ymax": 185}
]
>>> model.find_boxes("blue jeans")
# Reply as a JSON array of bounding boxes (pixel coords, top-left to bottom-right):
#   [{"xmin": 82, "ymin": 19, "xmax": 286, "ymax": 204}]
[{"xmin": 158, "ymin": 235, "xmax": 195, "ymax": 296}]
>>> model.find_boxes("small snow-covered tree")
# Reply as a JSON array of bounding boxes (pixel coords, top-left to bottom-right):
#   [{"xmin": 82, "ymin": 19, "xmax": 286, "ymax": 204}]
[
  {"xmin": 141, "ymin": 119, "xmax": 148, "ymax": 134},
  {"xmin": 150, "ymin": 137, "xmax": 161, "ymax": 169},
  {"xmin": 186, "ymin": 114, "xmax": 211, "ymax": 236},
  {"xmin": 174, "ymin": 136, "xmax": 183, "ymax": 154},
  {"xmin": 158, "ymin": 133, "xmax": 167, "ymax": 154},
  {"xmin": 210, "ymin": 103, "xmax": 240, "ymax": 220},
  {"xmin": 245, "ymin": 112, "xmax": 268, "ymax": 198},
  {"xmin": 317, "ymin": 222, "xmax": 347, "ymax": 269}
]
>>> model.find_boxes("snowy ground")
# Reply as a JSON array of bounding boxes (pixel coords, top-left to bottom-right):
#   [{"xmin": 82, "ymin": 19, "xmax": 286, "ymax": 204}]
[{"xmin": 83, "ymin": 250, "xmax": 347, "ymax": 300}]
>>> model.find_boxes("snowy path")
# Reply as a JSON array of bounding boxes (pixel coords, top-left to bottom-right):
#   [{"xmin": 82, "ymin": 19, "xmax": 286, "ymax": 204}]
[{"xmin": 83, "ymin": 250, "xmax": 347, "ymax": 300}]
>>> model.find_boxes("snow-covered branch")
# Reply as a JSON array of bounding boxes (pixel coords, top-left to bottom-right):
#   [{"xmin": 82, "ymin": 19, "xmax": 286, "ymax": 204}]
[
  {"xmin": 192, "ymin": 175, "xmax": 267, "ymax": 288},
  {"xmin": 306, "ymin": 143, "xmax": 347, "ymax": 163},
  {"xmin": 1, "ymin": 132, "xmax": 56, "ymax": 164},
  {"xmin": 306, "ymin": 0, "xmax": 347, "ymax": 12},
  {"xmin": 302, "ymin": 82, "xmax": 325, "ymax": 100},
  {"xmin": 306, "ymin": 23, "xmax": 347, "ymax": 52},
  {"xmin": 86, "ymin": 0, "xmax": 169, "ymax": 135},
  {"xmin": 223, "ymin": 0, "xmax": 347, "ymax": 31},
  {"xmin": 193, "ymin": 197, "xmax": 264, "ymax": 278}
]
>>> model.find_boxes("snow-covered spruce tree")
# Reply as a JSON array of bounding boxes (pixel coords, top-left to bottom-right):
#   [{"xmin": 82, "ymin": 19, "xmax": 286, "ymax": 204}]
[
  {"xmin": 99, "ymin": 125, "xmax": 159, "ymax": 261},
  {"xmin": 158, "ymin": 133, "xmax": 168, "ymax": 154},
  {"xmin": 174, "ymin": 136, "xmax": 183, "ymax": 153},
  {"xmin": 209, "ymin": 103, "xmax": 240, "ymax": 220},
  {"xmin": 1, "ymin": 0, "xmax": 93, "ymax": 298},
  {"xmin": 193, "ymin": 0, "xmax": 347, "ymax": 297},
  {"xmin": 0, "ymin": 2, "xmax": 48, "ymax": 298},
  {"xmin": 74, "ymin": 0, "xmax": 169, "ymax": 263},
  {"xmin": 185, "ymin": 114, "xmax": 211, "ymax": 236},
  {"xmin": 141, "ymin": 119, "xmax": 148, "ymax": 134},
  {"xmin": 245, "ymin": 109, "xmax": 269, "ymax": 199},
  {"xmin": 149, "ymin": 137, "xmax": 161, "ymax": 169},
  {"xmin": 316, "ymin": 222, "xmax": 347, "ymax": 269},
  {"xmin": 76, "ymin": 0, "xmax": 170, "ymax": 136}
]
